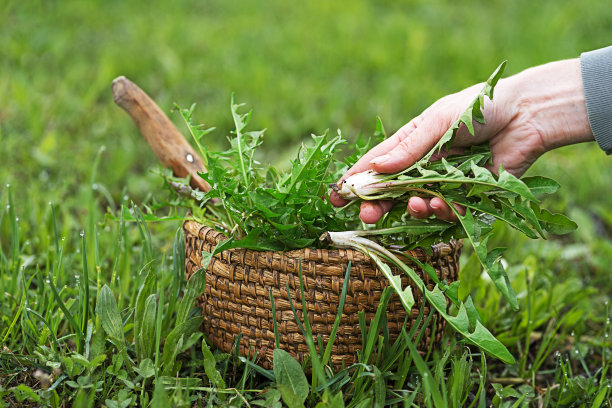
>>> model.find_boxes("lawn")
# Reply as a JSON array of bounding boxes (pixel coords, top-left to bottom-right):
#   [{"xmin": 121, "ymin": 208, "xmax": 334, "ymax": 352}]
[{"xmin": 1, "ymin": 0, "xmax": 611, "ymax": 406}]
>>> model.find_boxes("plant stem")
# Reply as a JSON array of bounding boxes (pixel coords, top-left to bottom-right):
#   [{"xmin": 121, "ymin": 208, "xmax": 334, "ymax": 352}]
[{"xmin": 231, "ymin": 106, "xmax": 250, "ymax": 191}]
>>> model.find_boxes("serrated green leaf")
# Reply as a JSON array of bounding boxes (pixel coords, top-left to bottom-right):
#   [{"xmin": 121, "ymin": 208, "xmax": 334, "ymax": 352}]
[
  {"xmin": 452, "ymin": 208, "xmax": 518, "ymax": 310},
  {"xmin": 340, "ymin": 235, "xmax": 515, "ymax": 364},
  {"xmin": 522, "ymin": 176, "xmax": 560, "ymax": 195},
  {"xmin": 368, "ymin": 258, "xmax": 414, "ymax": 311},
  {"xmin": 533, "ymin": 206, "xmax": 578, "ymax": 235},
  {"xmin": 419, "ymin": 61, "xmax": 507, "ymax": 161},
  {"xmin": 449, "ymin": 195, "xmax": 538, "ymax": 239},
  {"xmin": 375, "ymin": 116, "xmax": 387, "ymax": 139},
  {"xmin": 497, "ymin": 166, "xmax": 538, "ymax": 202},
  {"xmin": 458, "ymin": 252, "xmax": 481, "ymax": 301}
]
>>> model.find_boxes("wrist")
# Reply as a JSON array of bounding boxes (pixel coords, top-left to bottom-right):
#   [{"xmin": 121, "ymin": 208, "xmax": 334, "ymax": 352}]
[{"xmin": 507, "ymin": 58, "xmax": 594, "ymax": 153}]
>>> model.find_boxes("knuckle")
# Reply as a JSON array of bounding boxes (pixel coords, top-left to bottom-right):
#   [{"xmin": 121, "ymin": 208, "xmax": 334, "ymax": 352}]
[
  {"xmin": 396, "ymin": 116, "xmax": 423, "ymax": 141},
  {"xmin": 395, "ymin": 139, "xmax": 419, "ymax": 162}
]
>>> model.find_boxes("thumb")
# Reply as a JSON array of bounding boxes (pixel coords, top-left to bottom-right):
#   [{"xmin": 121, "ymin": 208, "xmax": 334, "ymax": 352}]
[{"xmin": 369, "ymin": 115, "xmax": 450, "ymax": 174}]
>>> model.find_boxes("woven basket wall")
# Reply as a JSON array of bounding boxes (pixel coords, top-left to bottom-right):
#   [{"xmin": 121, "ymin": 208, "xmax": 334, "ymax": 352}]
[{"xmin": 184, "ymin": 220, "xmax": 461, "ymax": 370}]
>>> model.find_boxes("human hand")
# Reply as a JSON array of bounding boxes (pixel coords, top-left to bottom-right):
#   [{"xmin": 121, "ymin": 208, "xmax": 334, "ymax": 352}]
[{"xmin": 330, "ymin": 58, "xmax": 593, "ymax": 223}]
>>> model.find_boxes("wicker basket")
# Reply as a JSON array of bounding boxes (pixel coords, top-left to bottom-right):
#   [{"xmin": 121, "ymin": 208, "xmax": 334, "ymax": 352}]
[
  {"xmin": 112, "ymin": 77, "xmax": 463, "ymax": 369},
  {"xmin": 184, "ymin": 220, "xmax": 461, "ymax": 370}
]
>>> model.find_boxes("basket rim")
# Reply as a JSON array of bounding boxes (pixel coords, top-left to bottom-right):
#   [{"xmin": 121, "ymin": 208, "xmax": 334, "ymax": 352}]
[{"xmin": 183, "ymin": 219, "xmax": 461, "ymax": 266}]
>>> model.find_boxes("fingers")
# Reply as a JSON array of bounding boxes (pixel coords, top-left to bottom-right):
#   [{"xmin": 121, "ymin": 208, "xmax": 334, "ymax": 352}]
[
  {"xmin": 356, "ymin": 197, "xmax": 467, "ymax": 224},
  {"xmin": 330, "ymin": 118, "xmax": 422, "ymax": 208},
  {"xmin": 407, "ymin": 196, "xmax": 465, "ymax": 222},
  {"xmin": 428, "ymin": 146, "xmax": 466, "ymax": 162},
  {"xmin": 359, "ymin": 200, "xmax": 394, "ymax": 224},
  {"xmin": 407, "ymin": 197, "xmax": 433, "ymax": 218},
  {"xmin": 331, "ymin": 114, "xmax": 449, "ymax": 208},
  {"xmin": 429, "ymin": 197, "xmax": 466, "ymax": 222},
  {"xmin": 369, "ymin": 114, "xmax": 452, "ymax": 174},
  {"xmin": 329, "ymin": 190, "xmax": 350, "ymax": 207},
  {"xmin": 339, "ymin": 118, "xmax": 421, "ymax": 182}
]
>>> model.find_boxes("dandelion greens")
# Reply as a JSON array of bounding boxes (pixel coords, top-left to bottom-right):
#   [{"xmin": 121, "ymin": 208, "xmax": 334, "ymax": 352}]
[{"xmin": 164, "ymin": 61, "xmax": 575, "ymax": 363}]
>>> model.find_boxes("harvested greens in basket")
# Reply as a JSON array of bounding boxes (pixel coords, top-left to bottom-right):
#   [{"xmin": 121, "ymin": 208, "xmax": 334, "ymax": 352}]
[{"xmin": 162, "ymin": 61, "xmax": 576, "ymax": 364}]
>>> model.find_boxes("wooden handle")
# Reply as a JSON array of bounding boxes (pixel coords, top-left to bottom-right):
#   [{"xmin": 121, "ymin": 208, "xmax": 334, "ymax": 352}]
[{"xmin": 112, "ymin": 76, "xmax": 211, "ymax": 193}]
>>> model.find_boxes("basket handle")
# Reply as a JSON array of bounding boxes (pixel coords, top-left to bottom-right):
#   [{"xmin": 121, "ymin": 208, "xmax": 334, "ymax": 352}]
[{"xmin": 112, "ymin": 76, "xmax": 211, "ymax": 193}]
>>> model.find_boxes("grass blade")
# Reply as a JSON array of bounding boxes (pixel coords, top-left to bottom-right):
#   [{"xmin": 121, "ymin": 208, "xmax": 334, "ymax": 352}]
[
  {"xmin": 322, "ymin": 261, "xmax": 351, "ymax": 367},
  {"xmin": 48, "ymin": 245, "xmax": 85, "ymax": 353},
  {"xmin": 80, "ymin": 232, "xmax": 90, "ymax": 338},
  {"xmin": 270, "ymin": 288, "xmax": 280, "ymax": 349}
]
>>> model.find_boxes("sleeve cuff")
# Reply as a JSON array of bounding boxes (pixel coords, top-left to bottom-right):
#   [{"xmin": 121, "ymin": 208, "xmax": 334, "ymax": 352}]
[{"xmin": 580, "ymin": 45, "xmax": 612, "ymax": 155}]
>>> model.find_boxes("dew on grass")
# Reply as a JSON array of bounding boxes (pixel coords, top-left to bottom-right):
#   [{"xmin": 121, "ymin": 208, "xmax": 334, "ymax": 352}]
[
  {"xmin": 15, "ymin": 217, "xmax": 19, "ymax": 222},
  {"xmin": 6, "ymin": 184, "xmax": 9, "ymax": 188},
  {"xmin": 80, "ymin": 231, "xmax": 85, "ymax": 237}
]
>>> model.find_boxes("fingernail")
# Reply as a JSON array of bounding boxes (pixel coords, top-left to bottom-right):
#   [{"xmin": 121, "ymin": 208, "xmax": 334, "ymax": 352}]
[
  {"xmin": 408, "ymin": 202, "xmax": 420, "ymax": 214},
  {"xmin": 370, "ymin": 154, "xmax": 390, "ymax": 165}
]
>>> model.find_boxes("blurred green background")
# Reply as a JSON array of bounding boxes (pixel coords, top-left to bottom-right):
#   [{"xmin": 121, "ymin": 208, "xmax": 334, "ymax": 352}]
[
  {"xmin": 1, "ymin": 4, "xmax": 612, "ymax": 404},
  {"xmin": 1, "ymin": 0, "xmax": 612, "ymax": 258}
]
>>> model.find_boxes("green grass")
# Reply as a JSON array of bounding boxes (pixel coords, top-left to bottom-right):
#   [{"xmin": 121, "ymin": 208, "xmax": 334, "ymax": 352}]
[{"xmin": 2, "ymin": 0, "xmax": 612, "ymax": 406}]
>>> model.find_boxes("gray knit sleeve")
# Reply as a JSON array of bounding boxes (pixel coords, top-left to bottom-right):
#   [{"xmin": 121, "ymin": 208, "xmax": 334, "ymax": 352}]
[{"xmin": 580, "ymin": 46, "xmax": 612, "ymax": 155}]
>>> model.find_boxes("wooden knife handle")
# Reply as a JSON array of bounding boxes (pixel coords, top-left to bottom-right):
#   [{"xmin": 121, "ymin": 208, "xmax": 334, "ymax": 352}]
[{"xmin": 112, "ymin": 76, "xmax": 211, "ymax": 193}]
